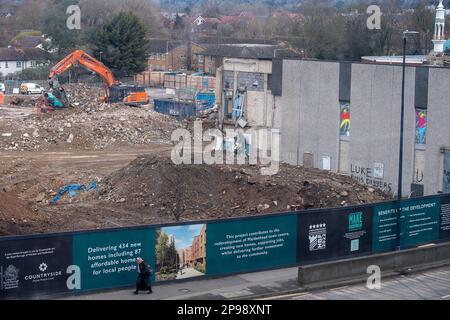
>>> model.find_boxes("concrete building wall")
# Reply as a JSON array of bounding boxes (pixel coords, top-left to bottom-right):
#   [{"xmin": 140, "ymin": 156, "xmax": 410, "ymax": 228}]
[
  {"xmin": 223, "ymin": 58, "xmax": 272, "ymax": 74},
  {"xmin": 246, "ymin": 91, "xmax": 265, "ymax": 126},
  {"xmin": 221, "ymin": 58, "xmax": 276, "ymax": 130},
  {"xmin": 280, "ymin": 59, "xmax": 301, "ymax": 165},
  {"xmin": 280, "ymin": 60, "xmax": 340, "ymax": 170},
  {"xmin": 424, "ymin": 68, "xmax": 450, "ymax": 195},
  {"xmin": 349, "ymin": 64, "xmax": 416, "ymax": 196},
  {"xmin": 280, "ymin": 60, "xmax": 428, "ymax": 197}
]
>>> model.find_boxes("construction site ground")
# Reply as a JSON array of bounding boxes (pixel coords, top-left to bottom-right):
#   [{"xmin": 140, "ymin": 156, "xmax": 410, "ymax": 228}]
[{"xmin": 0, "ymin": 84, "xmax": 392, "ymax": 237}]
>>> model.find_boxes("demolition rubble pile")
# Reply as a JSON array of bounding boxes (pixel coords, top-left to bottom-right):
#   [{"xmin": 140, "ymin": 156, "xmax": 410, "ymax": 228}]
[
  {"xmin": 0, "ymin": 191, "xmax": 38, "ymax": 236},
  {"xmin": 99, "ymin": 154, "xmax": 391, "ymax": 220},
  {"xmin": 0, "ymin": 84, "xmax": 183, "ymax": 151}
]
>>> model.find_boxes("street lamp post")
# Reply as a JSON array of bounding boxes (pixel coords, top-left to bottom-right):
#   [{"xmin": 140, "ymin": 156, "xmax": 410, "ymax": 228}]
[{"xmin": 397, "ymin": 30, "xmax": 419, "ymax": 249}]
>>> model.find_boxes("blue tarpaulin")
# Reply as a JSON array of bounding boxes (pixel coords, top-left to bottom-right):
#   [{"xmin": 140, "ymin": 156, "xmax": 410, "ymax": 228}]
[{"xmin": 51, "ymin": 181, "xmax": 98, "ymax": 203}]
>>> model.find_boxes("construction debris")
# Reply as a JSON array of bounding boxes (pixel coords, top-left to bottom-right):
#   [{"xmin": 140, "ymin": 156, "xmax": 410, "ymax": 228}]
[
  {"xmin": 0, "ymin": 84, "xmax": 183, "ymax": 151},
  {"xmin": 98, "ymin": 154, "xmax": 391, "ymax": 220}
]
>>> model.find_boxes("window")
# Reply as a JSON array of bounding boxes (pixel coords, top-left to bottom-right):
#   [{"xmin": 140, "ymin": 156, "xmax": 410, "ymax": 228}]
[
  {"xmin": 198, "ymin": 55, "xmax": 204, "ymax": 64},
  {"xmin": 16, "ymin": 61, "xmax": 22, "ymax": 68}
]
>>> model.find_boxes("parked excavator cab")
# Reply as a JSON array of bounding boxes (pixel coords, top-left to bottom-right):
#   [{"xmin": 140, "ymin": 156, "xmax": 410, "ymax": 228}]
[{"xmin": 109, "ymin": 85, "xmax": 149, "ymax": 106}]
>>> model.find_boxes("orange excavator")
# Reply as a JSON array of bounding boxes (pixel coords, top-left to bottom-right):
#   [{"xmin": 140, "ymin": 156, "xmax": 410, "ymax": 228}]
[{"xmin": 48, "ymin": 50, "xmax": 149, "ymax": 106}]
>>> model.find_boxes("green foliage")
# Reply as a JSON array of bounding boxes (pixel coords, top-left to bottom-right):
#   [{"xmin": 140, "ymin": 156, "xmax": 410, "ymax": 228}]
[
  {"xmin": 13, "ymin": 65, "xmax": 51, "ymax": 81},
  {"xmin": 41, "ymin": 0, "xmax": 82, "ymax": 57},
  {"xmin": 91, "ymin": 11, "xmax": 150, "ymax": 77},
  {"xmin": 156, "ymin": 230, "xmax": 180, "ymax": 271},
  {"xmin": 174, "ymin": 14, "xmax": 184, "ymax": 30}
]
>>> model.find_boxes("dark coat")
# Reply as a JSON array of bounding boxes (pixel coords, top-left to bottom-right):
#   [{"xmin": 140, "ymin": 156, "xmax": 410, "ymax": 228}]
[{"xmin": 136, "ymin": 261, "xmax": 152, "ymax": 291}]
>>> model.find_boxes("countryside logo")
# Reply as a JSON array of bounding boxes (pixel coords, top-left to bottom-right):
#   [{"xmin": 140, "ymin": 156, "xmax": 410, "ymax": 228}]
[
  {"xmin": 348, "ymin": 212, "xmax": 363, "ymax": 232},
  {"xmin": 39, "ymin": 263, "xmax": 48, "ymax": 272},
  {"xmin": 24, "ymin": 262, "xmax": 63, "ymax": 282},
  {"xmin": 308, "ymin": 223, "xmax": 327, "ymax": 251}
]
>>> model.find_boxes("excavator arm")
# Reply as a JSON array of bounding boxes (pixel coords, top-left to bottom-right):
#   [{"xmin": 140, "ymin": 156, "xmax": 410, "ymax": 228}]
[
  {"xmin": 49, "ymin": 50, "xmax": 119, "ymax": 87},
  {"xmin": 48, "ymin": 49, "xmax": 149, "ymax": 106}
]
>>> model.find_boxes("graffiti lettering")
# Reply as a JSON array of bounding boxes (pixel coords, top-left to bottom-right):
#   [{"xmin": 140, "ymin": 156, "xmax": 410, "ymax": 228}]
[{"xmin": 351, "ymin": 164, "xmax": 392, "ymax": 193}]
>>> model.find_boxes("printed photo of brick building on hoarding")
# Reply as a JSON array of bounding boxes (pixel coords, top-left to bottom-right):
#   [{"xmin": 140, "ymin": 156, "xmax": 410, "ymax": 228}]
[{"xmin": 155, "ymin": 224, "xmax": 206, "ymax": 281}]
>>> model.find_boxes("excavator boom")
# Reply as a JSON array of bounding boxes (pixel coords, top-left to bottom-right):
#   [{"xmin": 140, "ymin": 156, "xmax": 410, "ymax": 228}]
[
  {"xmin": 49, "ymin": 50, "xmax": 119, "ymax": 87},
  {"xmin": 48, "ymin": 50, "xmax": 149, "ymax": 106}
]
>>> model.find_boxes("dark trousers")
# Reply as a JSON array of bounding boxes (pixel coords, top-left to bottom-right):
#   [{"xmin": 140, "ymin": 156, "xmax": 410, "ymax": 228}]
[{"xmin": 136, "ymin": 274, "xmax": 152, "ymax": 292}]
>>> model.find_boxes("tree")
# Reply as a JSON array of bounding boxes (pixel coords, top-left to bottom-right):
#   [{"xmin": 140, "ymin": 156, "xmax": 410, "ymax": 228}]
[
  {"xmin": 92, "ymin": 11, "xmax": 150, "ymax": 77},
  {"xmin": 41, "ymin": 0, "xmax": 83, "ymax": 58},
  {"xmin": 79, "ymin": 0, "xmax": 165, "ymax": 38},
  {"xmin": 156, "ymin": 231, "xmax": 169, "ymax": 270},
  {"xmin": 409, "ymin": 3, "xmax": 435, "ymax": 54},
  {"xmin": 15, "ymin": 0, "xmax": 49, "ymax": 31}
]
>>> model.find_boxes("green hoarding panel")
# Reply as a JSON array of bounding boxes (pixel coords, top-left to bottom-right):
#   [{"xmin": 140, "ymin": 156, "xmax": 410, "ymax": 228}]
[
  {"xmin": 400, "ymin": 197, "xmax": 440, "ymax": 247},
  {"xmin": 372, "ymin": 202, "xmax": 399, "ymax": 252},
  {"xmin": 373, "ymin": 197, "xmax": 440, "ymax": 252},
  {"xmin": 205, "ymin": 214, "xmax": 297, "ymax": 276},
  {"xmin": 73, "ymin": 228, "xmax": 155, "ymax": 291}
]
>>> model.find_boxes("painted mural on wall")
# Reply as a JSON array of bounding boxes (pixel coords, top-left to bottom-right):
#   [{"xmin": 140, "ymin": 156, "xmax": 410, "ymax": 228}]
[
  {"xmin": 444, "ymin": 151, "xmax": 450, "ymax": 194},
  {"xmin": 340, "ymin": 102, "xmax": 350, "ymax": 138},
  {"xmin": 415, "ymin": 109, "xmax": 427, "ymax": 145}
]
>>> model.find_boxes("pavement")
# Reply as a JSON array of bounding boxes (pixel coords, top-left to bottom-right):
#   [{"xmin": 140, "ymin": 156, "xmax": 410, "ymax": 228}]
[
  {"xmin": 63, "ymin": 264, "xmax": 450, "ymax": 300},
  {"xmin": 63, "ymin": 267, "xmax": 300, "ymax": 300},
  {"xmin": 261, "ymin": 265, "xmax": 450, "ymax": 300},
  {"xmin": 176, "ymin": 268, "xmax": 204, "ymax": 280}
]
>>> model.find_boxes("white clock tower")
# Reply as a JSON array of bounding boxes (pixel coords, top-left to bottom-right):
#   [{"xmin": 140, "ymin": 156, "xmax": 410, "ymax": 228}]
[{"xmin": 433, "ymin": 0, "xmax": 446, "ymax": 53}]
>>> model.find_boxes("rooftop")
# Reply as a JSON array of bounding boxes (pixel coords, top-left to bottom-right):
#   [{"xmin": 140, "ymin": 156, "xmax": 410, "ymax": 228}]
[
  {"xmin": 148, "ymin": 39, "xmax": 205, "ymax": 54},
  {"xmin": 10, "ymin": 35, "xmax": 44, "ymax": 48},
  {"xmin": 197, "ymin": 44, "xmax": 299, "ymax": 60},
  {"xmin": 361, "ymin": 55, "xmax": 428, "ymax": 66},
  {"xmin": 0, "ymin": 47, "xmax": 47, "ymax": 61}
]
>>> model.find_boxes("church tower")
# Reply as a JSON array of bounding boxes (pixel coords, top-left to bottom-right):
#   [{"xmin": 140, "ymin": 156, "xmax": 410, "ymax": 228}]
[{"xmin": 433, "ymin": 0, "xmax": 446, "ymax": 53}]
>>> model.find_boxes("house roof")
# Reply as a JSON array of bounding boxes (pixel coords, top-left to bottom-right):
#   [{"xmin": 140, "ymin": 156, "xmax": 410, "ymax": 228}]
[
  {"xmin": 148, "ymin": 39, "xmax": 184, "ymax": 54},
  {"xmin": 10, "ymin": 35, "xmax": 43, "ymax": 48},
  {"xmin": 361, "ymin": 55, "xmax": 428, "ymax": 66},
  {"xmin": 148, "ymin": 39, "xmax": 205, "ymax": 54},
  {"xmin": 0, "ymin": 47, "xmax": 47, "ymax": 61},
  {"xmin": 197, "ymin": 44, "xmax": 299, "ymax": 60}
]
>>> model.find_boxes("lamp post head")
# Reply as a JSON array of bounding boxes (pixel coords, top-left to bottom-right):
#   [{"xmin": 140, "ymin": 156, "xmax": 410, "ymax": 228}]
[{"xmin": 403, "ymin": 30, "xmax": 419, "ymax": 39}]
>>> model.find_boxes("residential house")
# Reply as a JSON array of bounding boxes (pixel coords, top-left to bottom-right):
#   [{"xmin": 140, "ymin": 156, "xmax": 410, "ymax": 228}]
[
  {"xmin": 147, "ymin": 39, "xmax": 206, "ymax": 72},
  {"xmin": 195, "ymin": 43, "xmax": 297, "ymax": 76},
  {"xmin": 0, "ymin": 47, "xmax": 47, "ymax": 76},
  {"xmin": 185, "ymin": 15, "xmax": 220, "ymax": 34},
  {"xmin": 10, "ymin": 35, "xmax": 44, "ymax": 48}
]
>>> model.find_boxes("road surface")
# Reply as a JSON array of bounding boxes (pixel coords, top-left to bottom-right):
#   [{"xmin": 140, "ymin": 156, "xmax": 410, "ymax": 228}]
[{"xmin": 261, "ymin": 265, "xmax": 450, "ymax": 300}]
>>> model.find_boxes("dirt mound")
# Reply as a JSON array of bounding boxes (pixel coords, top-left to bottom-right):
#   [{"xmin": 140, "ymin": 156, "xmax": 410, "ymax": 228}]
[
  {"xmin": 100, "ymin": 155, "xmax": 391, "ymax": 220},
  {"xmin": 0, "ymin": 191, "xmax": 37, "ymax": 236},
  {"xmin": 0, "ymin": 84, "xmax": 183, "ymax": 151}
]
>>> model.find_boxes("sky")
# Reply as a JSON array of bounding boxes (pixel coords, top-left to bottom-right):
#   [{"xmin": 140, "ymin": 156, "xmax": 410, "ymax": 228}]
[{"xmin": 162, "ymin": 224, "xmax": 204, "ymax": 250}]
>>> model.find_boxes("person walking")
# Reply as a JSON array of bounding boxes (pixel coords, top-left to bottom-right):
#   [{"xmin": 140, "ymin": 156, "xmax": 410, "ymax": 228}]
[{"xmin": 134, "ymin": 257, "xmax": 152, "ymax": 295}]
